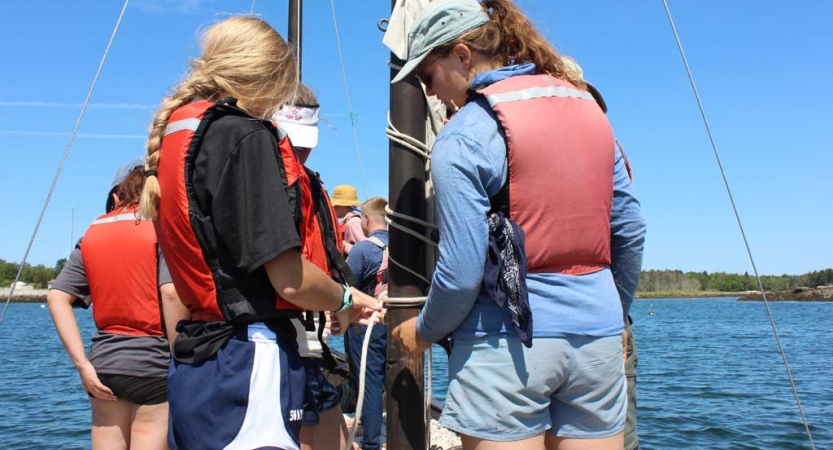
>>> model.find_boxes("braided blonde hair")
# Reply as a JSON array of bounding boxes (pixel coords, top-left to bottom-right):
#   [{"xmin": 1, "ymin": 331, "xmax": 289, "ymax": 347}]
[{"xmin": 139, "ymin": 16, "xmax": 297, "ymax": 219}]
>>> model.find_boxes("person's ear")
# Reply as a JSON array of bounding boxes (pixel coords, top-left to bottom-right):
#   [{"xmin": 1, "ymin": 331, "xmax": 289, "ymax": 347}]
[{"xmin": 453, "ymin": 43, "xmax": 473, "ymax": 69}]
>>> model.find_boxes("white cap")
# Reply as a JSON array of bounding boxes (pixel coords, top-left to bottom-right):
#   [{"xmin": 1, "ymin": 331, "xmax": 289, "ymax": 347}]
[{"xmin": 275, "ymin": 105, "xmax": 320, "ymax": 149}]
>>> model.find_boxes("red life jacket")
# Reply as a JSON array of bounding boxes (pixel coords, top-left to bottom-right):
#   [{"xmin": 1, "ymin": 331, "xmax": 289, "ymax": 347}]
[
  {"xmin": 155, "ymin": 99, "xmax": 310, "ymax": 323},
  {"xmin": 477, "ymin": 74, "xmax": 614, "ymax": 275},
  {"xmin": 304, "ymin": 168, "xmax": 353, "ymax": 286},
  {"xmin": 294, "ymin": 167, "xmax": 354, "ymax": 369},
  {"xmin": 81, "ymin": 204, "xmax": 163, "ymax": 337},
  {"xmin": 274, "ymin": 123, "xmax": 352, "ymax": 284}
]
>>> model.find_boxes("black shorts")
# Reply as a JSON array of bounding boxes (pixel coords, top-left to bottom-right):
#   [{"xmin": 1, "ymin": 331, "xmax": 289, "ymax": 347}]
[
  {"xmin": 302, "ymin": 357, "xmax": 341, "ymax": 426},
  {"xmin": 92, "ymin": 374, "xmax": 168, "ymax": 405}
]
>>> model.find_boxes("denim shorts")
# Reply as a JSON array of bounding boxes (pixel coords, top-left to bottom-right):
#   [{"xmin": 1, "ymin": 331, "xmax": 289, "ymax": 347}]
[{"xmin": 439, "ymin": 334, "xmax": 626, "ymax": 441}]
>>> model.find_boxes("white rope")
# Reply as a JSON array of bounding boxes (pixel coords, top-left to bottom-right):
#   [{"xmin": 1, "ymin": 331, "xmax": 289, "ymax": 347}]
[
  {"xmin": 385, "ymin": 204, "xmax": 437, "ymax": 229},
  {"xmin": 249, "ymin": 0, "xmax": 256, "ymax": 15},
  {"xmin": 386, "ymin": 219, "xmax": 438, "ymax": 248},
  {"xmin": 344, "ymin": 310, "xmax": 379, "ymax": 450},
  {"xmin": 387, "ymin": 113, "xmax": 432, "ymax": 164},
  {"xmin": 425, "ymin": 345, "xmax": 432, "ymax": 448},
  {"xmin": 328, "ymin": 0, "xmax": 369, "ymax": 199},
  {"xmin": 0, "ymin": 0, "xmax": 131, "ymax": 326},
  {"xmin": 379, "ymin": 290, "xmax": 428, "ymax": 307},
  {"xmin": 660, "ymin": 1, "xmax": 815, "ymax": 448}
]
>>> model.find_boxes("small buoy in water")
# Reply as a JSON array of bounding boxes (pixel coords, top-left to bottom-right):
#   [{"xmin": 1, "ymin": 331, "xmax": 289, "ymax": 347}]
[
  {"xmin": 649, "ymin": 311, "xmax": 656, "ymax": 316},
  {"xmin": 40, "ymin": 305, "xmax": 46, "ymax": 308}
]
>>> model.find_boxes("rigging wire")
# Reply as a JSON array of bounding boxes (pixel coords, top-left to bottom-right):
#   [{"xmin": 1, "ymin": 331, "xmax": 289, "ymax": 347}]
[
  {"xmin": 328, "ymin": 0, "xmax": 370, "ymax": 199},
  {"xmin": 0, "ymin": 0, "xmax": 132, "ymax": 327},
  {"xmin": 660, "ymin": 1, "xmax": 815, "ymax": 448}
]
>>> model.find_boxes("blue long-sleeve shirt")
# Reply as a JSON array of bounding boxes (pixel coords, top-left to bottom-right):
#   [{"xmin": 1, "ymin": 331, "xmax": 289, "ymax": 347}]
[{"xmin": 416, "ymin": 64, "xmax": 647, "ymax": 344}]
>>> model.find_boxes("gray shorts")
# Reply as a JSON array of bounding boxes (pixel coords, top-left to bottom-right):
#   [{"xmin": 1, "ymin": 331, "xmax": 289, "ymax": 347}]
[{"xmin": 439, "ymin": 334, "xmax": 626, "ymax": 441}]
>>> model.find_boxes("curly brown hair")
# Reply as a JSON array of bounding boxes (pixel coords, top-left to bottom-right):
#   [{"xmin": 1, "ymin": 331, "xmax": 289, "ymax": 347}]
[
  {"xmin": 113, "ymin": 166, "xmax": 145, "ymax": 209},
  {"xmin": 432, "ymin": 0, "xmax": 585, "ymax": 89}
]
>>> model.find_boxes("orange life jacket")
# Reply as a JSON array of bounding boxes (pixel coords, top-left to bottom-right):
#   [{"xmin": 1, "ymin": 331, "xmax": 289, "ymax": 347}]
[
  {"xmin": 81, "ymin": 204, "xmax": 163, "ymax": 336},
  {"xmin": 477, "ymin": 74, "xmax": 614, "ymax": 275},
  {"xmin": 155, "ymin": 99, "xmax": 310, "ymax": 323}
]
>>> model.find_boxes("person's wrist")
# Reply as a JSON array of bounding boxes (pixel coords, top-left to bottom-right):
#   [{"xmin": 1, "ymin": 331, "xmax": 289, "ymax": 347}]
[{"xmin": 334, "ymin": 284, "xmax": 353, "ymax": 314}]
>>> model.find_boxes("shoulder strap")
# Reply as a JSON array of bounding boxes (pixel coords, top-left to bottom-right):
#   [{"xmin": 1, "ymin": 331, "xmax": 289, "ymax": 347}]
[
  {"xmin": 366, "ymin": 236, "xmax": 386, "ymax": 249},
  {"xmin": 615, "ymin": 140, "xmax": 633, "ymax": 182},
  {"xmin": 155, "ymin": 242, "xmax": 166, "ymax": 335}
]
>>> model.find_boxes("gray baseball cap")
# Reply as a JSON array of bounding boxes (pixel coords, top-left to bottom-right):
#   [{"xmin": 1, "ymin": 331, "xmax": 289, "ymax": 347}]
[
  {"xmin": 391, "ymin": 0, "xmax": 490, "ymax": 84},
  {"xmin": 105, "ymin": 159, "xmax": 144, "ymax": 213}
]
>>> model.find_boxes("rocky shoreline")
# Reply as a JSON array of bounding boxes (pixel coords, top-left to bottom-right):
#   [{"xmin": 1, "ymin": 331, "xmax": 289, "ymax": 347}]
[
  {"xmin": 634, "ymin": 287, "xmax": 833, "ymax": 301},
  {"xmin": 737, "ymin": 286, "xmax": 833, "ymax": 301},
  {"xmin": 0, "ymin": 289, "xmax": 48, "ymax": 303}
]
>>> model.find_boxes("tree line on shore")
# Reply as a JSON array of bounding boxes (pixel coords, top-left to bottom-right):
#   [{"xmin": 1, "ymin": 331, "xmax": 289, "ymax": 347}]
[
  {"xmin": 2, "ymin": 258, "xmax": 831, "ymax": 293},
  {"xmin": 637, "ymin": 268, "xmax": 833, "ymax": 293},
  {"xmin": 1, "ymin": 258, "xmax": 66, "ymax": 289}
]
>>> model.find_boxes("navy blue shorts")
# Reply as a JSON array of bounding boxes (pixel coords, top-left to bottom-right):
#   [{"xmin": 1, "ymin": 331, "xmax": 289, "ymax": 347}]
[
  {"xmin": 301, "ymin": 357, "xmax": 341, "ymax": 426},
  {"xmin": 167, "ymin": 323, "xmax": 306, "ymax": 450}
]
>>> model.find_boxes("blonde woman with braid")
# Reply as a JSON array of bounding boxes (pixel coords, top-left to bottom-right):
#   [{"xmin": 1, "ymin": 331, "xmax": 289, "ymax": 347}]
[{"xmin": 138, "ymin": 17, "xmax": 379, "ymax": 450}]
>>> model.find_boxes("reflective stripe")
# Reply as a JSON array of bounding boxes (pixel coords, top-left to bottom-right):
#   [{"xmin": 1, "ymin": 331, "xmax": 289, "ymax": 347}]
[
  {"xmin": 164, "ymin": 118, "xmax": 201, "ymax": 136},
  {"xmin": 91, "ymin": 213, "xmax": 142, "ymax": 225},
  {"xmin": 484, "ymin": 85, "xmax": 593, "ymax": 107}
]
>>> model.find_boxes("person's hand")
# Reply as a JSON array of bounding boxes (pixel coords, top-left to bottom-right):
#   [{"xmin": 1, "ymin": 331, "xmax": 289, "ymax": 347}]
[
  {"xmin": 392, "ymin": 316, "xmax": 431, "ymax": 356},
  {"xmin": 622, "ymin": 328, "xmax": 629, "ymax": 366},
  {"xmin": 332, "ymin": 288, "xmax": 382, "ymax": 335},
  {"xmin": 78, "ymin": 360, "xmax": 117, "ymax": 401}
]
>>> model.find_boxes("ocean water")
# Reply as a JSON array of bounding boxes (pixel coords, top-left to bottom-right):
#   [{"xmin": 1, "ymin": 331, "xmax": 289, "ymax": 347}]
[{"xmin": 0, "ymin": 298, "xmax": 830, "ymax": 449}]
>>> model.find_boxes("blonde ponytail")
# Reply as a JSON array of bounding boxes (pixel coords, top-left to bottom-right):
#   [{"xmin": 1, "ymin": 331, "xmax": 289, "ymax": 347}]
[{"xmin": 138, "ymin": 16, "xmax": 297, "ymax": 220}]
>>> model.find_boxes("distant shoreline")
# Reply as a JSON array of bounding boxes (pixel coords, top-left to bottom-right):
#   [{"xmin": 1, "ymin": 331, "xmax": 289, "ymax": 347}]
[
  {"xmin": 4, "ymin": 288, "xmax": 832, "ymax": 303},
  {"xmin": 636, "ymin": 287, "xmax": 833, "ymax": 302},
  {"xmin": 0, "ymin": 289, "xmax": 48, "ymax": 303}
]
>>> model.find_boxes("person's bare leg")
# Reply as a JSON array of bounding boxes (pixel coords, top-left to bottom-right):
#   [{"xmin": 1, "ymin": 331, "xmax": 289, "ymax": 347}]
[
  {"xmin": 90, "ymin": 397, "xmax": 132, "ymax": 450},
  {"xmin": 302, "ymin": 407, "xmax": 351, "ymax": 450},
  {"xmin": 129, "ymin": 402, "xmax": 169, "ymax": 450},
  {"xmin": 460, "ymin": 433, "xmax": 545, "ymax": 450},
  {"xmin": 315, "ymin": 407, "xmax": 350, "ymax": 450},
  {"xmin": 300, "ymin": 425, "xmax": 315, "ymax": 450},
  {"xmin": 545, "ymin": 431, "xmax": 624, "ymax": 450}
]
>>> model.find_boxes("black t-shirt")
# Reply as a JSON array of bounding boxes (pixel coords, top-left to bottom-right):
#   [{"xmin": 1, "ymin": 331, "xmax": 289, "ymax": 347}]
[{"xmin": 192, "ymin": 113, "xmax": 301, "ymax": 302}]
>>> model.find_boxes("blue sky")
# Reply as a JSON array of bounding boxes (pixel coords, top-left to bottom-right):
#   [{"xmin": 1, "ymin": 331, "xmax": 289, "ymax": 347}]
[{"xmin": 1, "ymin": 0, "xmax": 830, "ymax": 275}]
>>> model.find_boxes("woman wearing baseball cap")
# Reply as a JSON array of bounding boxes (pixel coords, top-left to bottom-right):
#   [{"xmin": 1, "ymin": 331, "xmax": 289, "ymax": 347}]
[{"xmin": 391, "ymin": 1, "xmax": 646, "ymax": 449}]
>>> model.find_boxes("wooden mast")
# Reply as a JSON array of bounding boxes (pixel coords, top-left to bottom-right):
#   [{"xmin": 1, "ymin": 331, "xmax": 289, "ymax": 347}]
[
  {"xmin": 385, "ymin": 0, "xmax": 429, "ymax": 447},
  {"xmin": 288, "ymin": 0, "xmax": 302, "ymax": 79}
]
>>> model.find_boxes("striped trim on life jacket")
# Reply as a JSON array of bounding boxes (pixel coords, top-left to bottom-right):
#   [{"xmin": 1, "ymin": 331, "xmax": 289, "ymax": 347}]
[
  {"xmin": 81, "ymin": 205, "xmax": 163, "ymax": 337},
  {"xmin": 155, "ymin": 99, "xmax": 304, "ymax": 323},
  {"xmin": 477, "ymin": 74, "xmax": 614, "ymax": 275}
]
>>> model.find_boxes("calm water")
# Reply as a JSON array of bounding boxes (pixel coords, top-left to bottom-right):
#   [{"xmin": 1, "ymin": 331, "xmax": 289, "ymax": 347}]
[{"xmin": 1, "ymin": 298, "xmax": 830, "ymax": 449}]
